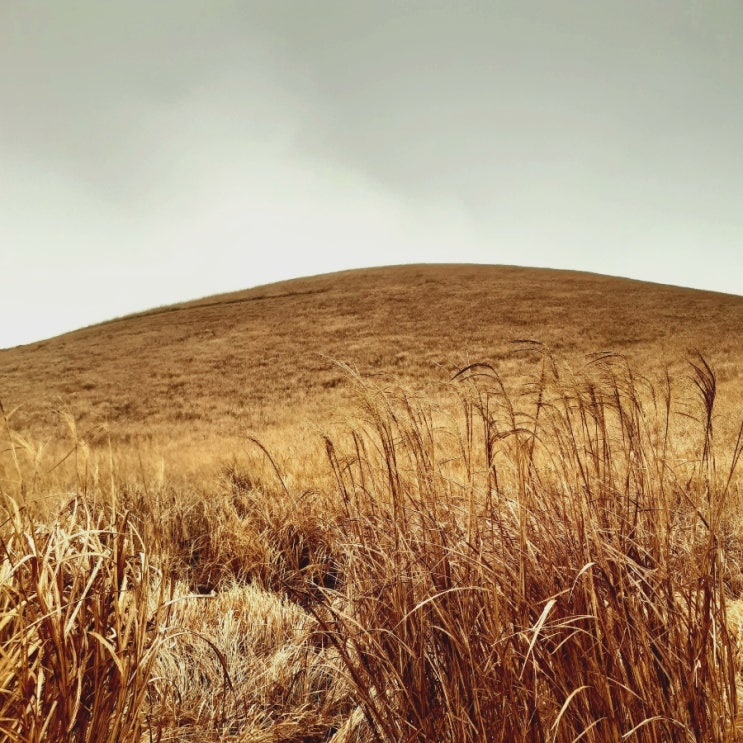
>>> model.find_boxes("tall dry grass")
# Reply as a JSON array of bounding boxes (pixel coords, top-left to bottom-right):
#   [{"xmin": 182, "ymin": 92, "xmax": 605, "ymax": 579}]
[
  {"xmin": 304, "ymin": 351, "xmax": 743, "ymax": 741},
  {"xmin": 0, "ymin": 496, "xmax": 172, "ymax": 742},
  {"xmin": 0, "ymin": 351, "xmax": 741, "ymax": 741}
]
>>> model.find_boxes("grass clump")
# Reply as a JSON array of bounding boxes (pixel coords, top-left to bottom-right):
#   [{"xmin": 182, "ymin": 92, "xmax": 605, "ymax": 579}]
[
  {"xmin": 0, "ymin": 497, "xmax": 173, "ymax": 742},
  {"xmin": 152, "ymin": 581, "xmax": 353, "ymax": 742}
]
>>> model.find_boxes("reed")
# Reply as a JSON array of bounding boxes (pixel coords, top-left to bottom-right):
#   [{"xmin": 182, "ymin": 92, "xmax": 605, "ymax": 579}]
[{"xmin": 306, "ymin": 352, "xmax": 742, "ymax": 741}]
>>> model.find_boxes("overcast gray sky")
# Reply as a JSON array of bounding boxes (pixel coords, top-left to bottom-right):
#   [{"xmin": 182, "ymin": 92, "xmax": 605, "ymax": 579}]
[{"xmin": 2, "ymin": 1, "xmax": 742, "ymax": 348}]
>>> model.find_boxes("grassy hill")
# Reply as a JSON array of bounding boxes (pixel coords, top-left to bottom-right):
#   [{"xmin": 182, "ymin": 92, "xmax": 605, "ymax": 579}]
[
  {"xmin": 2, "ymin": 263, "xmax": 742, "ymax": 445},
  {"xmin": 2, "ymin": 263, "xmax": 743, "ymax": 742}
]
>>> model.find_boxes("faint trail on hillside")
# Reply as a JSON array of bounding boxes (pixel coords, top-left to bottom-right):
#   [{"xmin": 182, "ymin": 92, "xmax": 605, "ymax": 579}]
[{"xmin": 106, "ymin": 287, "xmax": 332, "ymax": 324}]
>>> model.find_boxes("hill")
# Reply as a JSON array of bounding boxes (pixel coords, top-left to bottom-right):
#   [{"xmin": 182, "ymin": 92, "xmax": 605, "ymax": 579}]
[
  {"xmin": 2, "ymin": 263, "xmax": 742, "ymax": 445},
  {"xmin": 2, "ymin": 263, "xmax": 743, "ymax": 741}
]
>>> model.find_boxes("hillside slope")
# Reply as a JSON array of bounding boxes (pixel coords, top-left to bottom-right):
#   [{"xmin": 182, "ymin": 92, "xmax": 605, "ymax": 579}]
[{"xmin": 2, "ymin": 264, "xmax": 742, "ymax": 442}]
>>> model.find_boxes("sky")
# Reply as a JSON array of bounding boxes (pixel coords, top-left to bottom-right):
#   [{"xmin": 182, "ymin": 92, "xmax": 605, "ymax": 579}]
[{"xmin": 1, "ymin": 1, "xmax": 742, "ymax": 348}]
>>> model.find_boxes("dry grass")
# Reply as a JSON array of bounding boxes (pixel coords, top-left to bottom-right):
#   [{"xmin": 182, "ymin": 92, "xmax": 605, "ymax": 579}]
[
  {"xmin": 1, "ymin": 351, "xmax": 741, "ymax": 740},
  {"xmin": 0, "ymin": 496, "xmax": 172, "ymax": 742},
  {"xmin": 1, "ymin": 264, "xmax": 742, "ymax": 447},
  {"xmin": 1, "ymin": 265, "xmax": 743, "ymax": 740},
  {"xmin": 306, "ymin": 353, "xmax": 743, "ymax": 741},
  {"xmin": 151, "ymin": 581, "xmax": 352, "ymax": 742}
]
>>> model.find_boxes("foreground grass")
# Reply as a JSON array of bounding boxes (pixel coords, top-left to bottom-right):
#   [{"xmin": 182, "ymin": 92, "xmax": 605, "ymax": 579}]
[{"xmin": 1, "ymin": 352, "xmax": 742, "ymax": 741}]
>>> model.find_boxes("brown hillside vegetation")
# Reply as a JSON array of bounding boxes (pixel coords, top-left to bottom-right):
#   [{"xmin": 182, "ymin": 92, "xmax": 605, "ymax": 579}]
[
  {"xmin": 2, "ymin": 264, "xmax": 742, "ymax": 445},
  {"xmin": 2, "ymin": 264, "xmax": 743, "ymax": 742}
]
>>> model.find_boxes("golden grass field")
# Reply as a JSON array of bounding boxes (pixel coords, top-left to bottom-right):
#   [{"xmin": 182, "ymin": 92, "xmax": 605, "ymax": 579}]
[{"xmin": 1, "ymin": 263, "xmax": 743, "ymax": 741}]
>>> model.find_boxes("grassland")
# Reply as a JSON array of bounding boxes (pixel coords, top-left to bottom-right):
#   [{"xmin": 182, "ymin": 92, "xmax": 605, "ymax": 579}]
[
  {"xmin": 3, "ymin": 264, "xmax": 742, "ymax": 441},
  {"xmin": 1, "ymin": 264, "xmax": 743, "ymax": 741}
]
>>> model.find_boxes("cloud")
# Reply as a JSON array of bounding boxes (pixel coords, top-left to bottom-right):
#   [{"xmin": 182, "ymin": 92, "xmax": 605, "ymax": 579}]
[
  {"xmin": 245, "ymin": 1, "xmax": 743, "ymax": 198},
  {"xmin": 1, "ymin": 1, "xmax": 742, "ymax": 347}
]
